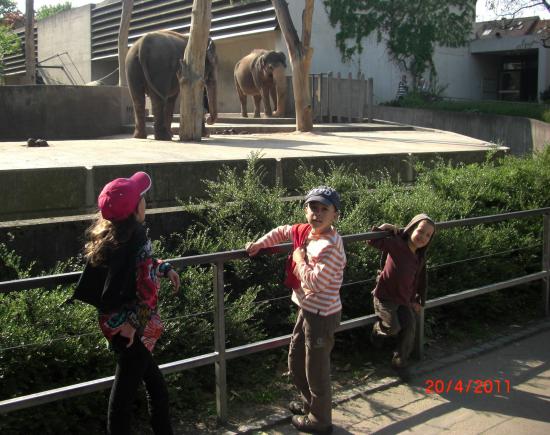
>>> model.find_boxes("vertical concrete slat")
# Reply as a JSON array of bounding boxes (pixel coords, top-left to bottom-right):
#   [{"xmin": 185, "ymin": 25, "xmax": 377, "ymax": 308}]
[
  {"xmin": 327, "ymin": 72, "xmax": 332, "ymax": 123},
  {"xmin": 213, "ymin": 261, "xmax": 227, "ymax": 423},
  {"xmin": 543, "ymin": 213, "xmax": 550, "ymax": 316},
  {"xmin": 367, "ymin": 78, "xmax": 374, "ymax": 123}
]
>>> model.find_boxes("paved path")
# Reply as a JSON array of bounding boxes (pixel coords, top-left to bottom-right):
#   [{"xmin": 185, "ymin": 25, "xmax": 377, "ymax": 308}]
[
  {"xmin": 254, "ymin": 323, "xmax": 550, "ymax": 435},
  {"xmin": 0, "ymin": 128, "xmax": 496, "ymax": 170}
]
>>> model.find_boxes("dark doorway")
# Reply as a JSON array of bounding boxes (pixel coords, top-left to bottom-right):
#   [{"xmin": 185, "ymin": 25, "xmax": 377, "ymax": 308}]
[{"xmin": 499, "ymin": 54, "xmax": 538, "ymax": 101}]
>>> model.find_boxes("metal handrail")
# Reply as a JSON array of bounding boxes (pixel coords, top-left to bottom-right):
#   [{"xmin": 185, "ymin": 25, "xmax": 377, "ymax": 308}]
[{"xmin": 1, "ymin": 207, "xmax": 549, "ymax": 420}]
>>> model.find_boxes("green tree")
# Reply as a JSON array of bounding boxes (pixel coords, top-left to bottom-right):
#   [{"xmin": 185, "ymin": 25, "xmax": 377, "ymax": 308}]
[
  {"xmin": 323, "ymin": 0, "xmax": 475, "ymax": 86},
  {"xmin": 35, "ymin": 1, "xmax": 71, "ymax": 20},
  {"xmin": 0, "ymin": 0, "xmax": 22, "ymax": 84}
]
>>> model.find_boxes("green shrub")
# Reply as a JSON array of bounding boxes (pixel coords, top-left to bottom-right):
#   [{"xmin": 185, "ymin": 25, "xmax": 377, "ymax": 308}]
[{"xmin": 1, "ymin": 149, "xmax": 549, "ymax": 432}]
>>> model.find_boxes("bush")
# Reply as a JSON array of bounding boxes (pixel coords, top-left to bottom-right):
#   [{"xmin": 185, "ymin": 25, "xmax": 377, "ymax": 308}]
[
  {"xmin": 1, "ymin": 149, "xmax": 549, "ymax": 432},
  {"xmin": 386, "ymin": 94, "xmax": 550, "ymax": 123}
]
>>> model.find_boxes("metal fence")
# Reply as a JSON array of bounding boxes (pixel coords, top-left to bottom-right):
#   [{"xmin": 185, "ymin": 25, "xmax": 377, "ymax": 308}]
[{"xmin": 1, "ymin": 208, "xmax": 549, "ymax": 421}]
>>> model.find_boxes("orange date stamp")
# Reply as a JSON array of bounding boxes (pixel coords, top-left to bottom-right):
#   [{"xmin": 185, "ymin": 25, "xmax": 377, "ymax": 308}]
[{"xmin": 424, "ymin": 379, "xmax": 511, "ymax": 395}]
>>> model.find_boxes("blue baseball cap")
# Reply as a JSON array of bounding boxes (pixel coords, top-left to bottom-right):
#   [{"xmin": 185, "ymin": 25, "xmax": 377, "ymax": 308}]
[{"xmin": 304, "ymin": 186, "xmax": 341, "ymax": 211}]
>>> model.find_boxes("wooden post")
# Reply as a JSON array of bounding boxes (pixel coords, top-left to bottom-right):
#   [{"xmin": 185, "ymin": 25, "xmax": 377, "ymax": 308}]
[
  {"xmin": 118, "ymin": 0, "xmax": 134, "ymax": 86},
  {"xmin": 178, "ymin": 0, "xmax": 212, "ymax": 141},
  {"xmin": 272, "ymin": 0, "xmax": 314, "ymax": 132},
  {"xmin": 347, "ymin": 72, "xmax": 353, "ymax": 122},
  {"xmin": 24, "ymin": 0, "xmax": 36, "ymax": 85}
]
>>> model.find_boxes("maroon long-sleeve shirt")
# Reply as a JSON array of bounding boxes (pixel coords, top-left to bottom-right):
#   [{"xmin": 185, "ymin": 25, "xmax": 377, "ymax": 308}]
[{"xmin": 368, "ymin": 228, "xmax": 424, "ymax": 306}]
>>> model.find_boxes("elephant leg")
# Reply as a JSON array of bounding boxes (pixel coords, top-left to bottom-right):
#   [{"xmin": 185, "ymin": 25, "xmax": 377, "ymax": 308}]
[
  {"xmin": 151, "ymin": 95, "xmax": 172, "ymax": 141},
  {"xmin": 129, "ymin": 86, "xmax": 147, "ymax": 139},
  {"xmin": 253, "ymin": 95, "xmax": 262, "ymax": 118},
  {"xmin": 163, "ymin": 95, "xmax": 177, "ymax": 140},
  {"xmin": 261, "ymin": 86, "xmax": 273, "ymax": 117},
  {"xmin": 235, "ymin": 80, "xmax": 248, "ymax": 118},
  {"xmin": 271, "ymin": 87, "xmax": 278, "ymax": 113}
]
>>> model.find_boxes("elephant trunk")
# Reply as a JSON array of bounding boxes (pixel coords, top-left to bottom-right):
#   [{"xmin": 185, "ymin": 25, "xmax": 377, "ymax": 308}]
[{"xmin": 272, "ymin": 67, "xmax": 287, "ymax": 117}]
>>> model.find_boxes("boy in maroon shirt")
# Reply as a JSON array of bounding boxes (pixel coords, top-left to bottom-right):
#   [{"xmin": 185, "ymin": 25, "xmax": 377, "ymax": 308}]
[{"xmin": 368, "ymin": 214, "xmax": 435, "ymax": 379}]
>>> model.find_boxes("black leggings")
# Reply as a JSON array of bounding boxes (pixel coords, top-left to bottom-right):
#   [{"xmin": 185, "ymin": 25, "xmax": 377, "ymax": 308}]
[{"xmin": 108, "ymin": 337, "xmax": 173, "ymax": 435}]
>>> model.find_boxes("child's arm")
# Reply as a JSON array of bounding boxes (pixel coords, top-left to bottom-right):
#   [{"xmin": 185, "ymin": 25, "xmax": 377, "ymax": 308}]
[
  {"xmin": 293, "ymin": 242, "xmax": 345, "ymax": 293},
  {"xmin": 246, "ymin": 225, "xmax": 292, "ymax": 256},
  {"xmin": 368, "ymin": 223, "xmax": 399, "ymax": 251},
  {"xmin": 156, "ymin": 261, "xmax": 181, "ymax": 294}
]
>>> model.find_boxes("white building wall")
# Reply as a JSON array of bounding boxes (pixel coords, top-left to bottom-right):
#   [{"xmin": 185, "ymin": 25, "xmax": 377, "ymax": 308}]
[
  {"xmin": 281, "ymin": 1, "xmax": 489, "ymax": 103},
  {"xmin": 37, "ymin": 6, "xmax": 92, "ymax": 84}
]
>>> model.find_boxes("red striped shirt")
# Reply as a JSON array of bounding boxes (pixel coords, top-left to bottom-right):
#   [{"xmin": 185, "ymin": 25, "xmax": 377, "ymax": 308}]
[{"xmin": 255, "ymin": 225, "xmax": 346, "ymax": 316}]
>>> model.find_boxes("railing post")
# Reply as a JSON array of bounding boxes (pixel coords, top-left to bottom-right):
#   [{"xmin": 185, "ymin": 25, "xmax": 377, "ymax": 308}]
[
  {"xmin": 414, "ymin": 270, "xmax": 426, "ymax": 360},
  {"xmin": 543, "ymin": 213, "xmax": 550, "ymax": 317},
  {"xmin": 213, "ymin": 261, "xmax": 227, "ymax": 423}
]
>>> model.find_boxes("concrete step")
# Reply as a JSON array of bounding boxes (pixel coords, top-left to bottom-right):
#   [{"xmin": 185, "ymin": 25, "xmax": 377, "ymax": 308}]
[
  {"xmin": 124, "ymin": 121, "xmax": 416, "ymax": 136},
  {"xmin": 145, "ymin": 113, "xmax": 296, "ymax": 124}
]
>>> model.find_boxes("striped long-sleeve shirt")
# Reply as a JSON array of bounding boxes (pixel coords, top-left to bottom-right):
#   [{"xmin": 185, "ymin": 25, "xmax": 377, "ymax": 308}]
[{"xmin": 254, "ymin": 224, "xmax": 346, "ymax": 316}]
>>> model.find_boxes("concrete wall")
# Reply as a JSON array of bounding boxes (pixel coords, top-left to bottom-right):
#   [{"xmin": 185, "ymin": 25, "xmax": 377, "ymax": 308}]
[
  {"xmin": 0, "ymin": 85, "xmax": 133, "ymax": 140},
  {"xmin": 373, "ymin": 105, "xmax": 550, "ymax": 155},
  {"xmin": 0, "ymin": 149, "xmax": 503, "ymax": 269},
  {"xmin": 0, "ymin": 149, "xmax": 500, "ymax": 222},
  {"xmin": 37, "ymin": 5, "xmax": 92, "ymax": 85}
]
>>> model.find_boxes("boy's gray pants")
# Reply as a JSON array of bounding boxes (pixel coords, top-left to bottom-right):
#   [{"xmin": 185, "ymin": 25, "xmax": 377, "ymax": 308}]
[
  {"xmin": 288, "ymin": 308, "xmax": 341, "ymax": 428},
  {"xmin": 372, "ymin": 296, "xmax": 416, "ymax": 364}
]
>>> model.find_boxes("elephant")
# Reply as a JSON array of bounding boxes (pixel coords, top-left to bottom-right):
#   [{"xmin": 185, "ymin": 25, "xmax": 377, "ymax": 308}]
[
  {"xmin": 126, "ymin": 30, "xmax": 218, "ymax": 140},
  {"xmin": 234, "ymin": 49, "xmax": 287, "ymax": 118}
]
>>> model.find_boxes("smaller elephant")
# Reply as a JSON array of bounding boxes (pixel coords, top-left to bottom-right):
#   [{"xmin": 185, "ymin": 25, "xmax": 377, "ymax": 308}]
[{"xmin": 234, "ymin": 49, "xmax": 287, "ymax": 118}]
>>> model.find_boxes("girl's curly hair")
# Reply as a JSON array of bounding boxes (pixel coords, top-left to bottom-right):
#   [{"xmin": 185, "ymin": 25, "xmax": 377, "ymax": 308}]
[{"xmin": 84, "ymin": 213, "xmax": 140, "ymax": 266}]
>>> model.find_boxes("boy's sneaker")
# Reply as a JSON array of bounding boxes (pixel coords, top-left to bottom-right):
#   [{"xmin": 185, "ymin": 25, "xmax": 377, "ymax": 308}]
[
  {"xmin": 291, "ymin": 415, "xmax": 333, "ymax": 434},
  {"xmin": 288, "ymin": 400, "xmax": 305, "ymax": 415},
  {"xmin": 370, "ymin": 327, "xmax": 384, "ymax": 349}
]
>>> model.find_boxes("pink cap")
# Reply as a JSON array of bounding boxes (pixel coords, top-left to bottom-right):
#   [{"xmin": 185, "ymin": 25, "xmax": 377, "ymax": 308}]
[{"xmin": 98, "ymin": 172, "xmax": 152, "ymax": 221}]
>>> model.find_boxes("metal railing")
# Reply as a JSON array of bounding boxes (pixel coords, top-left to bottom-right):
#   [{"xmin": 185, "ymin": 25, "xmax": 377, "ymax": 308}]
[{"xmin": 1, "ymin": 208, "xmax": 549, "ymax": 421}]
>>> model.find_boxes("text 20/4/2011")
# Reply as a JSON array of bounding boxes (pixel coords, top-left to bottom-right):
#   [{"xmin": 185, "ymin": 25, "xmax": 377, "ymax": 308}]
[{"xmin": 425, "ymin": 379, "xmax": 511, "ymax": 395}]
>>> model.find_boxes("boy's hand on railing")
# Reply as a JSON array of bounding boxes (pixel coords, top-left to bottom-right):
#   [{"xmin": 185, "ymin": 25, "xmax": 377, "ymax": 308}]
[
  {"xmin": 245, "ymin": 241, "xmax": 261, "ymax": 257},
  {"xmin": 166, "ymin": 269, "xmax": 180, "ymax": 294}
]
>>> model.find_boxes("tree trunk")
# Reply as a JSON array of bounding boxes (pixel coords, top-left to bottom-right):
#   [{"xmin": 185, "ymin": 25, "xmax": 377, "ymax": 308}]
[
  {"xmin": 178, "ymin": 0, "xmax": 212, "ymax": 141},
  {"xmin": 272, "ymin": 0, "xmax": 314, "ymax": 132},
  {"xmin": 118, "ymin": 0, "xmax": 133, "ymax": 86},
  {"xmin": 24, "ymin": 0, "xmax": 35, "ymax": 85}
]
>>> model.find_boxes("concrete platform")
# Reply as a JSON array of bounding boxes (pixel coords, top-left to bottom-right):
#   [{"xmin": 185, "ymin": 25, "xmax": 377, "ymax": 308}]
[
  {"xmin": 0, "ymin": 127, "xmax": 497, "ymax": 170},
  {"xmin": 0, "ymin": 126, "xmax": 504, "ymax": 221}
]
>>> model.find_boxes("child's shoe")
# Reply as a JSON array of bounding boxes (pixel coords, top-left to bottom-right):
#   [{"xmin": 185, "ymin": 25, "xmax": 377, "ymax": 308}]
[
  {"xmin": 288, "ymin": 400, "xmax": 305, "ymax": 415},
  {"xmin": 291, "ymin": 415, "xmax": 333, "ymax": 434}
]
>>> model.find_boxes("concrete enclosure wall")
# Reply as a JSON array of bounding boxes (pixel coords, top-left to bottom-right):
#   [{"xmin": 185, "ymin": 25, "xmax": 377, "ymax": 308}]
[
  {"xmin": 373, "ymin": 106, "xmax": 550, "ymax": 155},
  {"xmin": 0, "ymin": 150, "xmax": 501, "ymax": 222},
  {"xmin": 0, "ymin": 149, "xmax": 503, "ymax": 269},
  {"xmin": 0, "ymin": 85, "xmax": 133, "ymax": 140},
  {"xmin": 37, "ymin": 5, "xmax": 93, "ymax": 85}
]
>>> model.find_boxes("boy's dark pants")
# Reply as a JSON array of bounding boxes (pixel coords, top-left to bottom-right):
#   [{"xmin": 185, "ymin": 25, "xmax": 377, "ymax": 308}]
[
  {"xmin": 108, "ymin": 337, "xmax": 173, "ymax": 435},
  {"xmin": 288, "ymin": 308, "xmax": 341, "ymax": 428},
  {"xmin": 372, "ymin": 296, "xmax": 416, "ymax": 365}
]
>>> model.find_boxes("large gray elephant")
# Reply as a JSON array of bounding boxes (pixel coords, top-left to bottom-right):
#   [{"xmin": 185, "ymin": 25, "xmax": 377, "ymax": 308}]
[
  {"xmin": 126, "ymin": 30, "xmax": 218, "ymax": 140},
  {"xmin": 234, "ymin": 49, "xmax": 287, "ymax": 118}
]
